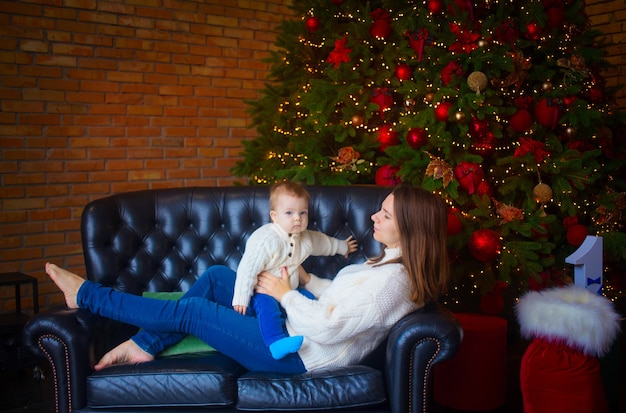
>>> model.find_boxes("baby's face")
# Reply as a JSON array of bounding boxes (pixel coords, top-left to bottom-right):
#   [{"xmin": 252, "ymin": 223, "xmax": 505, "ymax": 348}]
[{"xmin": 270, "ymin": 194, "xmax": 309, "ymax": 235}]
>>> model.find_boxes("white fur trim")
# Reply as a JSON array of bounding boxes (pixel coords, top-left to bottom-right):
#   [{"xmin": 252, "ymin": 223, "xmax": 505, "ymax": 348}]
[{"xmin": 516, "ymin": 285, "xmax": 621, "ymax": 357}]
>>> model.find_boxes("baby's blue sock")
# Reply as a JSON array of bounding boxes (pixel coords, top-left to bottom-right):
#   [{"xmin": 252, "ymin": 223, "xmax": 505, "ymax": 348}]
[{"xmin": 269, "ymin": 336, "xmax": 303, "ymax": 360}]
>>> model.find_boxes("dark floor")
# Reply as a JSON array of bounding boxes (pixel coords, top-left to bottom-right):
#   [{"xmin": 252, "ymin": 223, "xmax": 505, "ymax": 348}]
[{"xmin": 1, "ymin": 324, "xmax": 623, "ymax": 413}]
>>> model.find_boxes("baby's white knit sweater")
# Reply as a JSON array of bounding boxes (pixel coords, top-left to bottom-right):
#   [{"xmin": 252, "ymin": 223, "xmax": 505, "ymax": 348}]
[
  {"xmin": 281, "ymin": 248, "xmax": 418, "ymax": 371},
  {"xmin": 232, "ymin": 223, "xmax": 348, "ymax": 308}
]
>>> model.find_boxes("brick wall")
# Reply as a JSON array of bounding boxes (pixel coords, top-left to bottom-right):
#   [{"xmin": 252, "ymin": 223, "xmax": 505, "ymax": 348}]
[
  {"xmin": 587, "ymin": 0, "xmax": 626, "ymax": 109},
  {"xmin": 0, "ymin": 0, "xmax": 624, "ymax": 314},
  {"xmin": 0, "ymin": 0, "xmax": 294, "ymax": 313}
]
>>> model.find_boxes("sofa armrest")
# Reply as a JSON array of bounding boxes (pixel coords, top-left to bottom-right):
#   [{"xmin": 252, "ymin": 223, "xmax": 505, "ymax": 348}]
[
  {"xmin": 23, "ymin": 308, "xmax": 93, "ymax": 412},
  {"xmin": 385, "ymin": 303, "xmax": 462, "ymax": 413},
  {"xmin": 22, "ymin": 307, "xmax": 104, "ymax": 413}
]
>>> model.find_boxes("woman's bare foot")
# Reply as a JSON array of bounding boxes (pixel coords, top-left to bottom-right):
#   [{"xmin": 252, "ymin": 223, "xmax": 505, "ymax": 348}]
[
  {"xmin": 45, "ymin": 262, "xmax": 84, "ymax": 309},
  {"xmin": 94, "ymin": 339, "xmax": 155, "ymax": 370}
]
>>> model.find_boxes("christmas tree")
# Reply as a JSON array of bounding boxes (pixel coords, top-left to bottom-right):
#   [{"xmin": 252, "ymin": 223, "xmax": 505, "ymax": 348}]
[{"xmin": 233, "ymin": 0, "xmax": 626, "ymax": 311}]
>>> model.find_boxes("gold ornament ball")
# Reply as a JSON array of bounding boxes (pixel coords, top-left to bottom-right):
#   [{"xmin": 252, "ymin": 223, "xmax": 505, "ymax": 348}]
[
  {"xmin": 467, "ymin": 71, "xmax": 488, "ymax": 93},
  {"xmin": 542, "ymin": 81, "xmax": 553, "ymax": 92},
  {"xmin": 351, "ymin": 114, "xmax": 364, "ymax": 127},
  {"xmin": 424, "ymin": 92, "xmax": 435, "ymax": 103},
  {"xmin": 533, "ymin": 183, "xmax": 553, "ymax": 203},
  {"xmin": 454, "ymin": 111, "xmax": 466, "ymax": 123}
]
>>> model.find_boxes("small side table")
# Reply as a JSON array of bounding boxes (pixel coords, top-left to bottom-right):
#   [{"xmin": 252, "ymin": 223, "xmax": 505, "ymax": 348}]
[
  {"xmin": 0, "ymin": 272, "xmax": 40, "ymax": 371},
  {"xmin": 0, "ymin": 272, "xmax": 39, "ymax": 334}
]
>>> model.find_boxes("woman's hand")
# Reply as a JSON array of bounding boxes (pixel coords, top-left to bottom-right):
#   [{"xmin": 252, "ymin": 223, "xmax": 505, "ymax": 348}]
[{"xmin": 256, "ymin": 267, "xmax": 291, "ymax": 301}]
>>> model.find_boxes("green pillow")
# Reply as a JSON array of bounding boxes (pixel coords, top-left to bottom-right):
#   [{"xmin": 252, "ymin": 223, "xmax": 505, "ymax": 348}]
[{"xmin": 142, "ymin": 291, "xmax": 215, "ymax": 357}]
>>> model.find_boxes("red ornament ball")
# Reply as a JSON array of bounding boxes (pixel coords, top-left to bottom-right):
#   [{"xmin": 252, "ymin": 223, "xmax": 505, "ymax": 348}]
[
  {"xmin": 454, "ymin": 162, "xmax": 484, "ymax": 194},
  {"xmin": 370, "ymin": 20, "xmax": 391, "ymax": 39},
  {"xmin": 510, "ymin": 109, "xmax": 533, "ymax": 133},
  {"xmin": 525, "ymin": 22, "xmax": 542, "ymax": 40},
  {"xmin": 377, "ymin": 125, "xmax": 399, "ymax": 151},
  {"xmin": 427, "ymin": 0, "xmax": 444, "ymax": 14},
  {"xmin": 469, "ymin": 229, "xmax": 501, "ymax": 262},
  {"xmin": 566, "ymin": 224, "xmax": 588, "ymax": 247},
  {"xmin": 375, "ymin": 164, "xmax": 401, "ymax": 186},
  {"xmin": 395, "ymin": 63, "xmax": 412, "ymax": 81},
  {"xmin": 434, "ymin": 101, "xmax": 453, "ymax": 122},
  {"xmin": 447, "ymin": 209, "xmax": 463, "ymax": 236},
  {"xmin": 305, "ymin": 16, "xmax": 321, "ymax": 32},
  {"xmin": 405, "ymin": 127, "xmax": 428, "ymax": 149},
  {"xmin": 534, "ymin": 98, "xmax": 562, "ymax": 129}
]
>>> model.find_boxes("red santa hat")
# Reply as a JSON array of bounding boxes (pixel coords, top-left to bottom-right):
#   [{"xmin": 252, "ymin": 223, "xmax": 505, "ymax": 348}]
[
  {"xmin": 516, "ymin": 284, "xmax": 620, "ymax": 357},
  {"xmin": 516, "ymin": 284, "xmax": 622, "ymax": 413}
]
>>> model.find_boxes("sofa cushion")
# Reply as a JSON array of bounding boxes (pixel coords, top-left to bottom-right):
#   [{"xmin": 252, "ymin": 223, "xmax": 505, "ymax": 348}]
[
  {"xmin": 86, "ymin": 353, "xmax": 246, "ymax": 408},
  {"xmin": 236, "ymin": 366, "xmax": 387, "ymax": 411},
  {"xmin": 142, "ymin": 291, "xmax": 216, "ymax": 356}
]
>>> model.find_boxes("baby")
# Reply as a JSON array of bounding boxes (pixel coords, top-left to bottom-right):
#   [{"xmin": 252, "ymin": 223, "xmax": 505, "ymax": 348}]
[{"xmin": 232, "ymin": 181, "xmax": 357, "ymax": 359}]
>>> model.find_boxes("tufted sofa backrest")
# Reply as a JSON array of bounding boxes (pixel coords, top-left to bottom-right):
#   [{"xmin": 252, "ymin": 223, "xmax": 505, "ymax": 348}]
[{"xmin": 81, "ymin": 185, "xmax": 391, "ymax": 295}]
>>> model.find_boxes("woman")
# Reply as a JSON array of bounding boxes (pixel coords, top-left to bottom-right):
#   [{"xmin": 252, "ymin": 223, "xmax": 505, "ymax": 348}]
[{"xmin": 46, "ymin": 185, "xmax": 449, "ymax": 374}]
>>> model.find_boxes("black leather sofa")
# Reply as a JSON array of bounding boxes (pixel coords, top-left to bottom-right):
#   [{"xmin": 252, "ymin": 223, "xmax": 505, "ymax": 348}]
[{"xmin": 23, "ymin": 185, "xmax": 462, "ymax": 413}]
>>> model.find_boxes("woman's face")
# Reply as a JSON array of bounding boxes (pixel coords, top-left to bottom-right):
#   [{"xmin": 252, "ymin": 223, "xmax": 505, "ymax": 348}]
[{"xmin": 371, "ymin": 194, "xmax": 401, "ymax": 249}]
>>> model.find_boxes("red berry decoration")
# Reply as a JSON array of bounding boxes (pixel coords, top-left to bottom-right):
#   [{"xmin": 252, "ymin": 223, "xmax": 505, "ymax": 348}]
[
  {"xmin": 395, "ymin": 63, "xmax": 412, "ymax": 81},
  {"xmin": 377, "ymin": 124, "xmax": 399, "ymax": 151},
  {"xmin": 305, "ymin": 16, "xmax": 321, "ymax": 33},
  {"xmin": 375, "ymin": 164, "xmax": 401, "ymax": 186},
  {"xmin": 434, "ymin": 101, "xmax": 453, "ymax": 122},
  {"xmin": 405, "ymin": 127, "xmax": 428, "ymax": 149},
  {"xmin": 509, "ymin": 109, "xmax": 533, "ymax": 133},
  {"xmin": 469, "ymin": 229, "xmax": 501, "ymax": 262}
]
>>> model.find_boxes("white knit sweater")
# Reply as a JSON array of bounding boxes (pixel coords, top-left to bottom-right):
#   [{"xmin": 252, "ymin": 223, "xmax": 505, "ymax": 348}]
[
  {"xmin": 232, "ymin": 223, "xmax": 349, "ymax": 308},
  {"xmin": 282, "ymin": 248, "xmax": 418, "ymax": 371}
]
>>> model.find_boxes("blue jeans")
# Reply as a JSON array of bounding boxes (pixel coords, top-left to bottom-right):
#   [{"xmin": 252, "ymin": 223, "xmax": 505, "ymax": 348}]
[{"xmin": 77, "ymin": 265, "xmax": 307, "ymax": 374}]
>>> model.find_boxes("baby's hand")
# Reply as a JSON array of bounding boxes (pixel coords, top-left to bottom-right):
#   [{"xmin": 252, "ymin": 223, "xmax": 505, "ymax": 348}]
[
  {"xmin": 344, "ymin": 235, "xmax": 358, "ymax": 257},
  {"xmin": 234, "ymin": 305, "xmax": 247, "ymax": 315}
]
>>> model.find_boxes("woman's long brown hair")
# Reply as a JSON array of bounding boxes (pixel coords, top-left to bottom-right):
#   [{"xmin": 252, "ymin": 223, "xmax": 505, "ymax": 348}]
[{"xmin": 370, "ymin": 185, "xmax": 449, "ymax": 305}]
